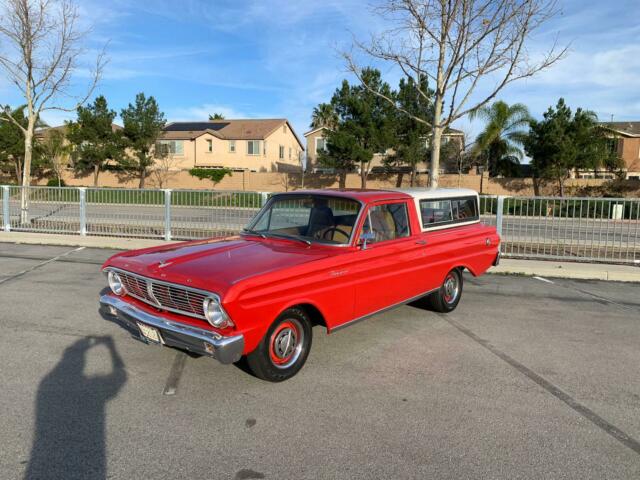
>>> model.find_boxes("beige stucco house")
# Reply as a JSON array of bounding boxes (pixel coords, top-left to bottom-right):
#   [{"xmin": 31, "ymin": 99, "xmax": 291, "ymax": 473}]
[
  {"xmin": 157, "ymin": 119, "xmax": 304, "ymax": 173},
  {"xmin": 303, "ymin": 126, "xmax": 465, "ymax": 174},
  {"xmin": 599, "ymin": 122, "xmax": 640, "ymax": 180}
]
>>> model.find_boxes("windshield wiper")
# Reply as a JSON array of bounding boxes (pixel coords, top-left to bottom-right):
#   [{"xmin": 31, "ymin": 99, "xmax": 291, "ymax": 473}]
[
  {"xmin": 265, "ymin": 232, "xmax": 311, "ymax": 246},
  {"xmin": 241, "ymin": 228, "xmax": 266, "ymax": 239}
]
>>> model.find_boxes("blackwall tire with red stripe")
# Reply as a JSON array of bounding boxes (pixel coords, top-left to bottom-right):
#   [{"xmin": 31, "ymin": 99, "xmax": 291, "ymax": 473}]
[
  {"xmin": 246, "ymin": 307, "xmax": 313, "ymax": 382},
  {"xmin": 428, "ymin": 268, "xmax": 463, "ymax": 313}
]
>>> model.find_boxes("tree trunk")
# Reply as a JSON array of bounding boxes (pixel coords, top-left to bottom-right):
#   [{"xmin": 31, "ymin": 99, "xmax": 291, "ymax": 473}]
[
  {"xmin": 14, "ymin": 159, "xmax": 22, "ymax": 185},
  {"xmin": 429, "ymin": 124, "xmax": 443, "ymax": 189},
  {"xmin": 558, "ymin": 177, "xmax": 565, "ymax": 197},
  {"xmin": 20, "ymin": 127, "xmax": 34, "ymax": 224},
  {"xmin": 139, "ymin": 168, "xmax": 146, "ymax": 189},
  {"xmin": 410, "ymin": 166, "xmax": 416, "ymax": 187},
  {"xmin": 395, "ymin": 172, "xmax": 404, "ymax": 188},
  {"xmin": 532, "ymin": 175, "xmax": 540, "ymax": 196},
  {"xmin": 360, "ymin": 161, "xmax": 367, "ymax": 189},
  {"xmin": 93, "ymin": 164, "xmax": 100, "ymax": 186},
  {"xmin": 338, "ymin": 170, "xmax": 346, "ymax": 189}
]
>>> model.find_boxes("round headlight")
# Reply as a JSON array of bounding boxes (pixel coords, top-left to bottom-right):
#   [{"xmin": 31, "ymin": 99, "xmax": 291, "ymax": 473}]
[
  {"xmin": 108, "ymin": 271, "xmax": 125, "ymax": 296},
  {"xmin": 203, "ymin": 296, "xmax": 231, "ymax": 328}
]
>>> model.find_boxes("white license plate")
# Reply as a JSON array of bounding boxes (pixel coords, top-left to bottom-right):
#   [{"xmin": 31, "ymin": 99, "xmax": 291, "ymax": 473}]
[{"xmin": 137, "ymin": 322, "xmax": 163, "ymax": 344}]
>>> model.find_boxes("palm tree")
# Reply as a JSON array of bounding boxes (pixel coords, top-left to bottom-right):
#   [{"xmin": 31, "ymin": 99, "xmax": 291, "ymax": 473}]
[
  {"xmin": 310, "ymin": 103, "xmax": 338, "ymax": 129},
  {"xmin": 470, "ymin": 101, "xmax": 531, "ymax": 178},
  {"xmin": 209, "ymin": 113, "xmax": 225, "ymax": 120}
]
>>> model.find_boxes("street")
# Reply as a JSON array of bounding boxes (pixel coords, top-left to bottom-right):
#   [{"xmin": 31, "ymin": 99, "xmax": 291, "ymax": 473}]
[{"xmin": 0, "ymin": 243, "xmax": 639, "ymax": 479}]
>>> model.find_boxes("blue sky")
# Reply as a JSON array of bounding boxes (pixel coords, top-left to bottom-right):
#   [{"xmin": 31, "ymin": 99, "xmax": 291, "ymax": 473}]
[{"xmin": 2, "ymin": 0, "xmax": 640, "ymax": 142}]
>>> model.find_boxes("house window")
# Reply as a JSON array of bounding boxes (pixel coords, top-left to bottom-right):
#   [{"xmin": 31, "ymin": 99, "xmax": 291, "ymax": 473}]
[
  {"xmin": 279, "ymin": 145, "xmax": 285, "ymax": 160},
  {"xmin": 229, "ymin": 140, "xmax": 236, "ymax": 153},
  {"xmin": 247, "ymin": 140, "xmax": 261, "ymax": 155},
  {"xmin": 289, "ymin": 147, "xmax": 292, "ymax": 160},
  {"xmin": 283, "ymin": 124, "xmax": 287, "ymax": 134},
  {"xmin": 156, "ymin": 140, "xmax": 184, "ymax": 155},
  {"xmin": 315, "ymin": 137, "xmax": 327, "ymax": 153},
  {"xmin": 206, "ymin": 139, "xmax": 213, "ymax": 152}
]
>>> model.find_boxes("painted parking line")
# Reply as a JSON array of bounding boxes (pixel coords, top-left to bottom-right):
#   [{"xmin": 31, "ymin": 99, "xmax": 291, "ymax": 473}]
[
  {"xmin": 442, "ymin": 314, "xmax": 640, "ymax": 457},
  {"xmin": 0, "ymin": 247, "xmax": 86, "ymax": 286},
  {"xmin": 163, "ymin": 351, "xmax": 188, "ymax": 396},
  {"xmin": 533, "ymin": 276, "xmax": 555, "ymax": 284}
]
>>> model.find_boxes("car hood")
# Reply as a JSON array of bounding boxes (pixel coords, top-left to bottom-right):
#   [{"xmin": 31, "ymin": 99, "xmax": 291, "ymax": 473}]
[{"xmin": 104, "ymin": 236, "xmax": 338, "ymax": 295}]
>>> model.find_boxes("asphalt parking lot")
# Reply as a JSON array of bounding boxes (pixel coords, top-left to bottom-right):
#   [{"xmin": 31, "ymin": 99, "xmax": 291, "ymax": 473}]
[{"xmin": 1, "ymin": 243, "xmax": 639, "ymax": 480}]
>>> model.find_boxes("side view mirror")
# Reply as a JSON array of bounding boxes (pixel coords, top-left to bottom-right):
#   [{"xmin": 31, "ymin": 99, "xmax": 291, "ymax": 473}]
[{"xmin": 359, "ymin": 231, "xmax": 375, "ymax": 250}]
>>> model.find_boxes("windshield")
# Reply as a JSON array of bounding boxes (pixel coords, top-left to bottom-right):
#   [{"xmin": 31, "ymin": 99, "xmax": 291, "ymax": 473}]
[{"xmin": 245, "ymin": 194, "xmax": 362, "ymax": 245}]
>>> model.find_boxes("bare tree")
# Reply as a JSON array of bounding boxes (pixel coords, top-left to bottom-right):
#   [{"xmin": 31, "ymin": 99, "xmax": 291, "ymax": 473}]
[
  {"xmin": 0, "ymin": 0, "xmax": 106, "ymax": 221},
  {"xmin": 345, "ymin": 0, "xmax": 566, "ymax": 187},
  {"xmin": 149, "ymin": 152, "xmax": 180, "ymax": 189}
]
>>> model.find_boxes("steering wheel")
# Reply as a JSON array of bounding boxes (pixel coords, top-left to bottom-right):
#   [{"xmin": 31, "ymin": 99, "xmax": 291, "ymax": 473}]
[{"xmin": 317, "ymin": 226, "xmax": 350, "ymax": 242}]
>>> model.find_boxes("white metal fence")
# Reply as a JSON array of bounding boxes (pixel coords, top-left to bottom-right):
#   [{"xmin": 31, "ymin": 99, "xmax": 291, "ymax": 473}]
[
  {"xmin": 2, "ymin": 186, "xmax": 639, "ymax": 264},
  {"xmin": 1, "ymin": 186, "xmax": 267, "ymax": 241},
  {"xmin": 480, "ymin": 195, "xmax": 640, "ymax": 264}
]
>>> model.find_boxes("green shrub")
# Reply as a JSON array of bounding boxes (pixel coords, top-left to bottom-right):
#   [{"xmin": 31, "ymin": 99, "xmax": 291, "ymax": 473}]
[
  {"xmin": 188, "ymin": 168, "xmax": 232, "ymax": 184},
  {"xmin": 46, "ymin": 178, "xmax": 66, "ymax": 187}
]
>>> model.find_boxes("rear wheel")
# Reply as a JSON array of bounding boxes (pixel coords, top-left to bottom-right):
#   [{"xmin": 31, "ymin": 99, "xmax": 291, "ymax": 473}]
[
  {"xmin": 428, "ymin": 268, "xmax": 463, "ymax": 313},
  {"xmin": 246, "ymin": 308, "xmax": 312, "ymax": 382}
]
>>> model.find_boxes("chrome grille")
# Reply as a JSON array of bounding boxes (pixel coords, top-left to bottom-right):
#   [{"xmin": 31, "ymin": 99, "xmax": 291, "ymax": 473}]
[
  {"xmin": 151, "ymin": 283, "xmax": 207, "ymax": 317},
  {"xmin": 115, "ymin": 270, "xmax": 208, "ymax": 320}
]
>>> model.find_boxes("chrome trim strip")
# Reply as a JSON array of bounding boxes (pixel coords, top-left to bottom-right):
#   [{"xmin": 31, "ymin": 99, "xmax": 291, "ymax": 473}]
[
  {"xmin": 331, "ymin": 287, "xmax": 439, "ymax": 333},
  {"xmin": 104, "ymin": 267, "xmax": 227, "ymax": 322},
  {"xmin": 100, "ymin": 294, "xmax": 244, "ymax": 364}
]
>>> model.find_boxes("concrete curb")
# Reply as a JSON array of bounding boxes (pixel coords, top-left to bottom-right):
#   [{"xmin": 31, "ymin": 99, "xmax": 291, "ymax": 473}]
[
  {"xmin": 0, "ymin": 231, "xmax": 178, "ymax": 250},
  {"xmin": 490, "ymin": 259, "xmax": 640, "ymax": 283},
  {"xmin": 2, "ymin": 231, "xmax": 639, "ymax": 282}
]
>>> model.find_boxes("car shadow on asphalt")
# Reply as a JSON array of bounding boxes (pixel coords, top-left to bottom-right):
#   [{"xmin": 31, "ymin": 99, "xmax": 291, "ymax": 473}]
[{"xmin": 24, "ymin": 336, "xmax": 127, "ymax": 480}]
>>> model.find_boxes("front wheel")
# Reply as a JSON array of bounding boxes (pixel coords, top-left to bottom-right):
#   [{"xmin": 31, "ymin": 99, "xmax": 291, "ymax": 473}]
[
  {"xmin": 428, "ymin": 268, "xmax": 463, "ymax": 313},
  {"xmin": 246, "ymin": 308, "xmax": 312, "ymax": 382}
]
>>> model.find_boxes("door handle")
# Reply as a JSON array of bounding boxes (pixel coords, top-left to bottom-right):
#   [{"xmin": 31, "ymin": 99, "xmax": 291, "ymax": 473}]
[{"xmin": 415, "ymin": 239, "xmax": 427, "ymax": 245}]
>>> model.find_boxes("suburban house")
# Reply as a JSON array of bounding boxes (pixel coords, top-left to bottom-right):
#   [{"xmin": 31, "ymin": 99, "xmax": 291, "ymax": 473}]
[
  {"xmin": 304, "ymin": 126, "xmax": 465, "ymax": 174},
  {"xmin": 157, "ymin": 119, "xmax": 304, "ymax": 173},
  {"xmin": 599, "ymin": 122, "xmax": 640, "ymax": 180}
]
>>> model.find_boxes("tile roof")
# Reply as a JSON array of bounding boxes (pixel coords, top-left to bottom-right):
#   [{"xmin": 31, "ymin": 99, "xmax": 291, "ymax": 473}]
[
  {"xmin": 161, "ymin": 118, "xmax": 304, "ymax": 148},
  {"xmin": 600, "ymin": 122, "xmax": 640, "ymax": 137}
]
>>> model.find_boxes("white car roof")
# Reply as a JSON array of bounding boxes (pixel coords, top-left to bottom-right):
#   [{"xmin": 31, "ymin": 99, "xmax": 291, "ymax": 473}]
[{"xmin": 396, "ymin": 187, "xmax": 479, "ymax": 201}]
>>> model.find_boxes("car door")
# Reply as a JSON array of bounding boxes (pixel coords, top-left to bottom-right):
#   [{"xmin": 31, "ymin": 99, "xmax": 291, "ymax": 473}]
[{"xmin": 350, "ymin": 200, "xmax": 427, "ymax": 319}]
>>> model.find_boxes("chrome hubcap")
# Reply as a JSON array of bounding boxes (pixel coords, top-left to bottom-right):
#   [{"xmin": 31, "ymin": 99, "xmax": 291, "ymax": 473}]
[
  {"xmin": 443, "ymin": 274, "xmax": 459, "ymax": 303},
  {"xmin": 273, "ymin": 328, "xmax": 297, "ymax": 360},
  {"xmin": 269, "ymin": 318, "xmax": 304, "ymax": 369}
]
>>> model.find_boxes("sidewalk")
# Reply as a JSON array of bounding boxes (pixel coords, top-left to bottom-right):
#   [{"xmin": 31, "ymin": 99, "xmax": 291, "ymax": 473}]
[
  {"xmin": 1, "ymin": 231, "xmax": 639, "ymax": 282},
  {"xmin": 0, "ymin": 231, "xmax": 177, "ymax": 250},
  {"xmin": 490, "ymin": 258, "xmax": 640, "ymax": 282}
]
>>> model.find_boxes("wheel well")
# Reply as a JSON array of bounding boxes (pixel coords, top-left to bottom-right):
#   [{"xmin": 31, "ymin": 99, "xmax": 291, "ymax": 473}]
[
  {"xmin": 293, "ymin": 303, "xmax": 328, "ymax": 331},
  {"xmin": 453, "ymin": 265, "xmax": 475, "ymax": 276}
]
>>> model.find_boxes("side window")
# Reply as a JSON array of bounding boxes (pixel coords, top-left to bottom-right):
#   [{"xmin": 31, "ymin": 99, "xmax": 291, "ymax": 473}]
[
  {"xmin": 420, "ymin": 200, "xmax": 452, "ymax": 226},
  {"xmin": 362, "ymin": 203, "xmax": 410, "ymax": 243},
  {"xmin": 451, "ymin": 197, "xmax": 478, "ymax": 221},
  {"xmin": 420, "ymin": 196, "xmax": 478, "ymax": 227}
]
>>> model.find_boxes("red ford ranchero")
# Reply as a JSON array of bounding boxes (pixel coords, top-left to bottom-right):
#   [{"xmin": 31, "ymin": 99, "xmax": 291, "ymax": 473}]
[{"xmin": 100, "ymin": 188, "xmax": 500, "ymax": 382}]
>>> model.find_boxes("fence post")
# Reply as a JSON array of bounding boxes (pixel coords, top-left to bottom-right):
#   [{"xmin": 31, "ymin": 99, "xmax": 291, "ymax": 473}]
[
  {"xmin": 2, "ymin": 186, "xmax": 10, "ymax": 232},
  {"xmin": 496, "ymin": 196, "xmax": 505, "ymax": 252},
  {"xmin": 260, "ymin": 192, "xmax": 269, "ymax": 207},
  {"xmin": 78, "ymin": 187, "xmax": 87, "ymax": 236},
  {"xmin": 164, "ymin": 189, "xmax": 172, "ymax": 241}
]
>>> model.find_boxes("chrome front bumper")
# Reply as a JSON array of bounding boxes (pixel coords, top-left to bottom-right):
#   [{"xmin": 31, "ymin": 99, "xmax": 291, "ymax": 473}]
[{"xmin": 99, "ymin": 294, "xmax": 244, "ymax": 364}]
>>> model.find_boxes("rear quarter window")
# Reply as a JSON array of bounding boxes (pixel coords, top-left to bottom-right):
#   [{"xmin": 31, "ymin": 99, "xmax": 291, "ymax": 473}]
[{"xmin": 419, "ymin": 196, "xmax": 479, "ymax": 229}]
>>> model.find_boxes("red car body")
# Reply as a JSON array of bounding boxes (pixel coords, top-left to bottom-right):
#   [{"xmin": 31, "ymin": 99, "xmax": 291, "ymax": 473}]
[{"xmin": 100, "ymin": 188, "xmax": 499, "ymax": 379}]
